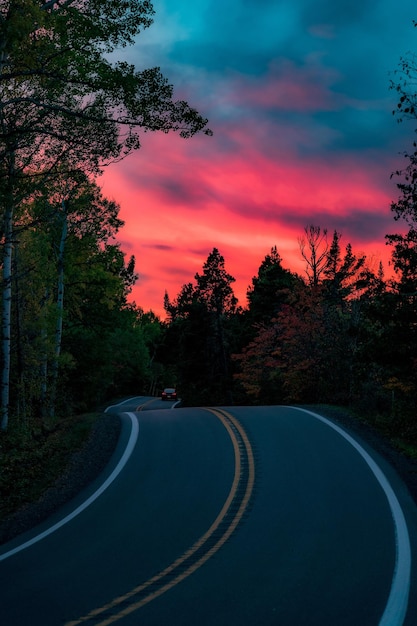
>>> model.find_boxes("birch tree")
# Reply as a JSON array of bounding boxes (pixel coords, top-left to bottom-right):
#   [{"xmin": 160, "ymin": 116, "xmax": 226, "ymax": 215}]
[
  {"xmin": 48, "ymin": 198, "xmax": 67, "ymax": 418},
  {"xmin": 8, "ymin": 172, "xmax": 138, "ymax": 420}
]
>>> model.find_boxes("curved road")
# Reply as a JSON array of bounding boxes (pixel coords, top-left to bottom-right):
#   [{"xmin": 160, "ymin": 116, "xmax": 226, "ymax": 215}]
[{"xmin": 1, "ymin": 402, "xmax": 417, "ymax": 625}]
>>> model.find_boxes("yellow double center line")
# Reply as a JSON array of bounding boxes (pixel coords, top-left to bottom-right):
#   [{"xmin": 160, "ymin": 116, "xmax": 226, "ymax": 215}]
[
  {"xmin": 66, "ymin": 408, "xmax": 256, "ymax": 626},
  {"xmin": 136, "ymin": 398, "xmax": 157, "ymax": 411}
]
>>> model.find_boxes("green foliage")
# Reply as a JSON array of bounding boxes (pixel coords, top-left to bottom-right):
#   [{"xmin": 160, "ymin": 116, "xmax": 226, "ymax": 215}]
[
  {"xmin": 0, "ymin": 412, "xmax": 98, "ymax": 521},
  {"xmin": 64, "ymin": 310, "xmax": 152, "ymax": 410},
  {"xmin": 0, "ymin": 0, "xmax": 211, "ymax": 430},
  {"xmin": 0, "ymin": 0, "xmax": 211, "ymax": 176},
  {"xmin": 4, "ymin": 173, "xmax": 159, "ymax": 421}
]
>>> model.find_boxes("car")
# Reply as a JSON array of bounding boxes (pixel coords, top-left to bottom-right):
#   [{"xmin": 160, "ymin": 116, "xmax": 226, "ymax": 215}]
[{"xmin": 161, "ymin": 387, "xmax": 177, "ymax": 401}]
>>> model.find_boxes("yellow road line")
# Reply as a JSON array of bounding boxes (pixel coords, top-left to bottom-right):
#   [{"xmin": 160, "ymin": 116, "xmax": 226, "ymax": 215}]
[
  {"xmin": 136, "ymin": 398, "xmax": 158, "ymax": 411},
  {"xmin": 66, "ymin": 408, "xmax": 255, "ymax": 626}
]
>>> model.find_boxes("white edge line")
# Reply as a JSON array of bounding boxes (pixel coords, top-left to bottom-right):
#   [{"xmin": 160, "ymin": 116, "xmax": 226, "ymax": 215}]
[
  {"xmin": 290, "ymin": 407, "xmax": 411, "ymax": 626},
  {"xmin": 0, "ymin": 412, "xmax": 139, "ymax": 563}
]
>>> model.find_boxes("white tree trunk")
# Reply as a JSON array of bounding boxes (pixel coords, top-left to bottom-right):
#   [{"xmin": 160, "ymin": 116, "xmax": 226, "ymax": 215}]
[
  {"xmin": 49, "ymin": 201, "xmax": 67, "ymax": 418},
  {"xmin": 1, "ymin": 203, "xmax": 13, "ymax": 430},
  {"xmin": 40, "ymin": 291, "xmax": 49, "ymax": 420}
]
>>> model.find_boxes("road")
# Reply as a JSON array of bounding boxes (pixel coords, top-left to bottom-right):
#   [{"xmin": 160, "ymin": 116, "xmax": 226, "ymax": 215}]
[{"xmin": 1, "ymin": 402, "xmax": 417, "ymax": 625}]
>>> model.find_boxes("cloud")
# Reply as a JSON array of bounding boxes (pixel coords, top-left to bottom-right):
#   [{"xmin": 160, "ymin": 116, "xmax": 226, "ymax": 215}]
[
  {"xmin": 103, "ymin": 0, "xmax": 416, "ymax": 316},
  {"xmin": 221, "ymin": 58, "xmax": 342, "ymax": 114},
  {"xmin": 142, "ymin": 243, "xmax": 176, "ymax": 251}
]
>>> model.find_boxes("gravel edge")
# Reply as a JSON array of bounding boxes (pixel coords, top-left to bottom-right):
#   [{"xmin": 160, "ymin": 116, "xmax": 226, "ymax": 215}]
[{"xmin": 0, "ymin": 412, "xmax": 121, "ymax": 545}]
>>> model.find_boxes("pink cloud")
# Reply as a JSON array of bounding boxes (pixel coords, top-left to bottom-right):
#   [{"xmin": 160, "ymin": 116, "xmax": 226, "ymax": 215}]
[
  {"xmin": 222, "ymin": 58, "xmax": 342, "ymax": 113},
  {"xmin": 100, "ymin": 112, "xmax": 399, "ymax": 318}
]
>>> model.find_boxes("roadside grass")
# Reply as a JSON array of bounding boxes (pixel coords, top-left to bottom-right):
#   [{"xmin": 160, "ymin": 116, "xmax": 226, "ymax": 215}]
[
  {"xmin": 303, "ymin": 403, "xmax": 417, "ymax": 460},
  {"xmin": 363, "ymin": 411, "xmax": 417, "ymax": 459},
  {"xmin": 0, "ymin": 413, "xmax": 100, "ymax": 524},
  {"xmin": 390, "ymin": 439, "xmax": 417, "ymax": 460}
]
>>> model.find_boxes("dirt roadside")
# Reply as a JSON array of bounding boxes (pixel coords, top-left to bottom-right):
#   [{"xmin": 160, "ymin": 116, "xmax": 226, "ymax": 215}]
[{"xmin": 0, "ymin": 412, "xmax": 121, "ymax": 545}]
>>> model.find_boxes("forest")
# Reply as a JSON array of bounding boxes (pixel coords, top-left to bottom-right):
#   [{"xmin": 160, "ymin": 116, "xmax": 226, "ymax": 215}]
[
  {"xmin": 0, "ymin": 3, "xmax": 417, "ymax": 460},
  {"xmin": 0, "ymin": 0, "xmax": 210, "ymax": 436},
  {"xmin": 161, "ymin": 221, "xmax": 415, "ymax": 445}
]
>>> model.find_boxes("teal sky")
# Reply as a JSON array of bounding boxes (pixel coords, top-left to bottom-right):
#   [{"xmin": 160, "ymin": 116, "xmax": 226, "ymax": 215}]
[{"xmin": 102, "ymin": 1, "xmax": 417, "ymax": 316}]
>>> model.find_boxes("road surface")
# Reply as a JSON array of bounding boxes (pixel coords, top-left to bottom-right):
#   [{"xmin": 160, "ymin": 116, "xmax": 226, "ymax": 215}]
[{"xmin": 1, "ymin": 402, "xmax": 417, "ymax": 625}]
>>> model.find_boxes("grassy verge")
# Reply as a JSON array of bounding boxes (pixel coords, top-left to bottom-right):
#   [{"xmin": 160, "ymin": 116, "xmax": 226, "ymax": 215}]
[
  {"xmin": 0, "ymin": 413, "xmax": 100, "ymax": 524},
  {"xmin": 310, "ymin": 403, "xmax": 417, "ymax": 459},
  {"xmin": 356, "ymin": 410, "xmax": 417, "ymax": 460}
]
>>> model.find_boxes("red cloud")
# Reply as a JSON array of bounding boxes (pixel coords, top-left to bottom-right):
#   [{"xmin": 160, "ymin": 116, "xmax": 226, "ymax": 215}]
[{"xmin": 100, "ymin": 105, "xmax": 399, "ymax": 317}]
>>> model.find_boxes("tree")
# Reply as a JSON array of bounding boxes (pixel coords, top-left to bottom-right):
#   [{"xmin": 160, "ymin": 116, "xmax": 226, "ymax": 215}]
[
  {"xmin": 2, "ymin": 171, "xmax": 143, "ymax": 422},
  {"xmin": 0, "ymin": 1, "xmax": 210, "ymax": 152},
  {"xmin": 323, "ymin": 231, "xmax": 367, "ymax": 302},
  {"xmin": 388, "ymin": 23, "xmax": 417, "ymax": 293},
  {"xmin": 386, "ymin": 146, "xmax": 417, "ymax": 295},
  {"xmin": 163, "ymin": 249, "xmax": 238, "ymax": 405},
  {"xmin": 237, "ymin": 282, "xmax": 359, "ymax": 405},
  {"xmin": 383, "ymin": 43, "xmax": 417, "ymax": 420},
  {"xmin": 234, "ymin": 235, "xmax": 377, "ymax": 406},
  {"xmin": 298, "ymin": 225, "xmax": 328, "ymax": 286},
  {"xmin": 55, "ymin": 234, "xmax": 144, "ymax": 411},
  {"xmin": 0, "ymin": 0, "xmax": 211, "ymax": 429},
  {"xmin": 194, "ymin": 248, "xmax": 237, "ymax": 403},
  {"xmin": 246, "ymin": 245, "xmax": 301, "ymax": 326},
  {"xmin": 46, "ymin": 174, "xmax": 135, "ymax": 416},
  {"xmin": 233, "ymin": 323, "xmax": 283, "ymax": 404},
  {"xmin": 194, "ymin": 248, "xmax": 237, "ymax": 315}
]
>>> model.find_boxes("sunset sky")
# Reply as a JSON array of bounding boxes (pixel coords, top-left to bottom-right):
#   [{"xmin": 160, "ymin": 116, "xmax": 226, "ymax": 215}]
[{"xmin": 100, "ymin": 0, "xmax": 417, "ymax": 318}]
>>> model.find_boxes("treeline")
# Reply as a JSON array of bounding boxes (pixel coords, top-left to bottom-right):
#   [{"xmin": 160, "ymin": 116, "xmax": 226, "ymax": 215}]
[
  {"xmin": 2, "ymin": 2, "xmax": 417, "ymax": 452},
  {"xmin": 159, "ymin": 216, "xmax": 416, "ymax": 444},
  {"xmin": 157, "ymin": 33, "xmax": 417, "ymax": 447},
  {"xmin": 0, "ymin": 1, "xmax": 210, "ymax": 434},
  {"xmin": 9, "ymin": 173, "xmax": 166, "ymax": 416}
]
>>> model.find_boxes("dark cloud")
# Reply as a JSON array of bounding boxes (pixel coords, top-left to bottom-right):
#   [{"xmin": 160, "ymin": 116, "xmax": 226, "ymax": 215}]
[
  {"xmin": 116, "ymin": 238, "xmax": 134, "ymax": 251},
  {"xmin": 155, "ymin": 177, "xmax": 213, "ymax": 207},
  {"xmin": 159, "ymin": 0, "xmax": 416, "ymax": 157},
  {"xmin": 159, "ymin": 265, "xmax": 193, "ymax": 278},
  {"xmin": 279, "ymin": 207, "xmax": 395, "ymax": 244},
  {"xmin": 301, "ymin": 0, "xmax": 378, "ymax": 28},
  {"xmin": 142, "ymin": 243, "xmax": 175, "ymax": 251}
]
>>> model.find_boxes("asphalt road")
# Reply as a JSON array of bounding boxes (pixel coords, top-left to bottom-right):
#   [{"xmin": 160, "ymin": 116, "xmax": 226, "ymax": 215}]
[{"xmin": 1, "ymin": 403, "xmax": 417, "ymax": 625}]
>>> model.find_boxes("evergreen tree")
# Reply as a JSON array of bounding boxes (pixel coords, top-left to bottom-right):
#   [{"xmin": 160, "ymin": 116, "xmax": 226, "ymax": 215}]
[
  {"xmin": 194, "ymin": 248, "xmax": 237, "ymax": 315},
  {"xmin": 246, "ymin": 245, "xmax": 301, "ymax": 326},
  {"xmin": 163, "ymin": 249, "xmax": 237, "ymax": 405},
  {"xmin": 323, "ymin": 231, "xmax": 366, "ymax": 302}
]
